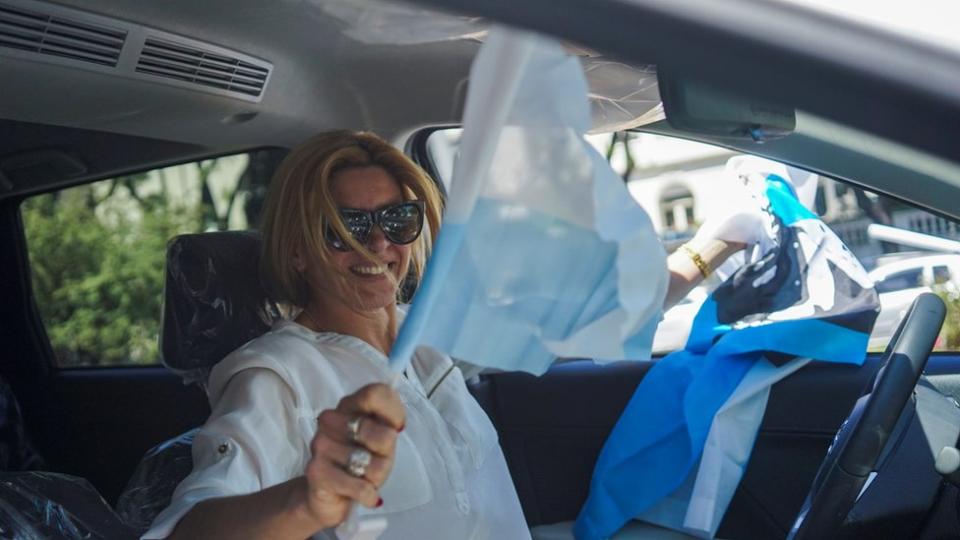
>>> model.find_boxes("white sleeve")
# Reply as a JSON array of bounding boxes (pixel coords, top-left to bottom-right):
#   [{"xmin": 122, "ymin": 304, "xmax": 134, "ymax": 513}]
[{"xmin": 141, "ymin": 368, "xmax": 305, "ymax": 539}]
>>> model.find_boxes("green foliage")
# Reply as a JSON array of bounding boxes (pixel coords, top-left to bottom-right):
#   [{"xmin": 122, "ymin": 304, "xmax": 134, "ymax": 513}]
[
  {"xmin": 22, "ymin": 181, "xmax": 200, "ymax": 366},
  {"xmin": 935, "ymin": 284, "xmax": 960, "ymax": 351},
  {"xmin": 20, "ymin": 152, "xmax": 279, "ymax": 368}
]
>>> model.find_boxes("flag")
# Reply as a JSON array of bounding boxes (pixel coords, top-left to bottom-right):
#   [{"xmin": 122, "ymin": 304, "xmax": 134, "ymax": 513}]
[
  {"xmin": 388, "ymin": 27, "xmax": 667, "ymax": 375},
  {"xmin": 574, "ymin": 172, "xmax": 880, "ymax": 539}
]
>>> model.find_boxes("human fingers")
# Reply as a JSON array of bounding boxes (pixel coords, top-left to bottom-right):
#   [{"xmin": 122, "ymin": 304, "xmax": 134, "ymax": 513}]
[
  {"xmin": 336, "ymin": 383, "xmax": 405, "ymax": 432},
  {"xmin": 310, "ymin": 434, "xmax": 393, "ymax": 488},
  {"xmin": 317, "ymin": 409, "xmax": 398, "ymax": 457},
  {"xmin": 305, "ymin": 450, "xmax": 381, "ymax": 509},
  {"xmin": 695, "ymin": 208, "xmax": 765, "ymax": 248}
]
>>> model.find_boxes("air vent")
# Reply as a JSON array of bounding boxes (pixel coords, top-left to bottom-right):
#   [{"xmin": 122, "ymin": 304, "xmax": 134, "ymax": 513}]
[
  {"xmin": 0, "ymin": 2, "xmax": 125, "ymax": 67},
  {"xmin": 136, "ymin": 37, "xmax": 270, "ymax": 101}
]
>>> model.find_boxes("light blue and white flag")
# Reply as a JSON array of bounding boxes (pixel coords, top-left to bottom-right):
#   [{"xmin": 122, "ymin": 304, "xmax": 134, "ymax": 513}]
[
  {"xmin": 349, "ymin": 25, "xmax": 665, "ymax": 540},
  {"xmin": 574, "ymin": 171, "xmax": 880, "ymax": 539},
  {"xmin": 388, "ymin": 27, "xmax": 667, "ymax": 375}
]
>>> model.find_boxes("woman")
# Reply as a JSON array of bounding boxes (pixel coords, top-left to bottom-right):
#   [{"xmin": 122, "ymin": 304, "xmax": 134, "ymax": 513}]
[{"xmin": 144, "ymin": 131, "xmax": 531, "ymax": 539}]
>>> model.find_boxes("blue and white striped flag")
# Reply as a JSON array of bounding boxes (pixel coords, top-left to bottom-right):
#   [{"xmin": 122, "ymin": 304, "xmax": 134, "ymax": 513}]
[
  {"xmin": 388, "ymin": 27, "xmax": 667, "ymax": 376},
  {"xmin": 574, "ymin": 172, "xmax": 880, "ymax": 539}
]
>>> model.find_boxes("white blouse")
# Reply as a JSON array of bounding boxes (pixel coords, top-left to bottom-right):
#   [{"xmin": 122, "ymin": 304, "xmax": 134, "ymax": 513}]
[{"xmin": 144, "ymin": 320, "xmax": 530, "ymax": 540}]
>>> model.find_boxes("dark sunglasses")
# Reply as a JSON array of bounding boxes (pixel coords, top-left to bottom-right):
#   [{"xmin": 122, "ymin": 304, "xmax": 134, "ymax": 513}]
[{"xmin": 325, "ymin": 200, "xmax": 425, "ymax": 251}]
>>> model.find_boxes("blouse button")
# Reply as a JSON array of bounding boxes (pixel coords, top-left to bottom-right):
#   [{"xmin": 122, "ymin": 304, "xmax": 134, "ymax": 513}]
[{"xmin": 218, "ymin": 443, "xmax": 229, "ymax": 454}]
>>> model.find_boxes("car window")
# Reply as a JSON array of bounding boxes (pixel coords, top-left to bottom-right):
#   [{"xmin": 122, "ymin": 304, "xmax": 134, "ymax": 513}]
[
  {"xmin": 20, "ymin": 150, "xmax": 283, "ymax": 368},
  {"xmin": 934, "ymin": 265, "xmax": 952, "ymax": 285},
  {"xmin": 875, "ymin": 269, "xmax": 924, "ymax": 294},
  {"xmin": 424, "ymin": 128, "xmax": 960, "ymax": 354}
]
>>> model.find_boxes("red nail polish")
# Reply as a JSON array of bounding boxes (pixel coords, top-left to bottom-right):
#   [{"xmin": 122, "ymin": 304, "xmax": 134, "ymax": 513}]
[{"xmin": 376, "ymin": 497, "xmax": 384, "ymax": 508}]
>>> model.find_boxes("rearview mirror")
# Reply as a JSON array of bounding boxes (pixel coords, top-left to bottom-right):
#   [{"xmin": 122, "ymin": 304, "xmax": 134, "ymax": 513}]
[{"xmin": 658, "ymin": 71, "xmax": 795, "ymax": 142}]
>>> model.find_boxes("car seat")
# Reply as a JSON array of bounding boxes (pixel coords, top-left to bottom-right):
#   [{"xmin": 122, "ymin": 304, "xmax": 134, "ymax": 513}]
[
  {"xmin": 0, "ymin": 471, "xmax": 138, "ymax": 539},
  {"xmin": 116, "ymin": 231, "xmax": 284, "ymax": 533},
  {"xmin": 0, "ymin": 376, "xmax": 138, "ymax": 538},
  {"xmin": 154, "ymin": 230, "xmax": 284, "ymax": 389}
]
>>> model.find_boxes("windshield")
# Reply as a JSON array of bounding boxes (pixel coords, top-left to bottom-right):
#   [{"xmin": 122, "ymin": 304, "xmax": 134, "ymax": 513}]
[{"xmin": 426, "ymin": 128, "xmax": 960, "ymax": 355}]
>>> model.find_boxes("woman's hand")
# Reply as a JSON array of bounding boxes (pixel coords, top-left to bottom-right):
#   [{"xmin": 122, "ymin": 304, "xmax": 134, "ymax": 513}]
[
  {"xmin": 663, "ymin": 207, "xmax": 767, "ymax": 310},
  {"xmin": 302, "ymin": 383, "xmax": 406, "ymax": 529},
  {"xmin": 692, "ymin": 206, "xmax": 767, "ymax": 251}
]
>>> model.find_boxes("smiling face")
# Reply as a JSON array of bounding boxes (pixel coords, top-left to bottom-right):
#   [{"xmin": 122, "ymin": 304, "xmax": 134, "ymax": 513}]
[
  {"xmin": 260, "ymin": 131, "xmax": 443, "ymax": 315},
  {"xmin": 304, "ymin": 165, "xmax": 412, "ymax": 313}
]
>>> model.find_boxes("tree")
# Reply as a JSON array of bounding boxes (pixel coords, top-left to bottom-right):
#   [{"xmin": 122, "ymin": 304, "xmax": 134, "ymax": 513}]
[
  {"xmin": 22, "ymin": 160, "xmax": 242, "ymax": 366},
  {"xmin": 22, "ymin": 149, "xmax": 286, "ymax": 366}
]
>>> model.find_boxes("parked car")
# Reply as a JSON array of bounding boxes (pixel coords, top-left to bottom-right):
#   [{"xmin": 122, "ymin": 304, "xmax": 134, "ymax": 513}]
[
  {"xmin": 2, "ymin": 0, "xmax": 960, "ymax": 539},
  {"xmin": 871, "ymin": 254, "xmax": 960, "ymax": 292},
  {"xmin": 868, "ymin": 254, "xmax": 960, "ymax": 348}
]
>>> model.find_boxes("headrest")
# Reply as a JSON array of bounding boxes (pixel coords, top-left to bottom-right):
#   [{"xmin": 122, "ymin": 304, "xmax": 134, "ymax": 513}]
[{"xmin": 161, "ymin": 231, "xmax": 284, "ymax": 386}]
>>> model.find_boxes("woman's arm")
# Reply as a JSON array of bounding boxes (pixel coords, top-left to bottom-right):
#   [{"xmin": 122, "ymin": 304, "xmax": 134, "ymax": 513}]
[
  {"xmin": 168, "ymin": 477, "xmax": 324, "ymax": 539},
  {"xmin": 164, "ymin": 382, "xmax": 404, "ymax": 540},
  {"xmin": 664, "ymin": 237, "xmax": 744, "ymax": 311},
  {"xmin": 663, "ymin": 204, "xmax": 766, "ymax": 311}
]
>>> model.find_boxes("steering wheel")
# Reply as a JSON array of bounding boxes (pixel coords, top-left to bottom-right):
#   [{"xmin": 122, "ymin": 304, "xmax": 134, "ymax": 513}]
[{"xmin": 788, "ymin": 292, "xmax": 946, "ymax": 540}]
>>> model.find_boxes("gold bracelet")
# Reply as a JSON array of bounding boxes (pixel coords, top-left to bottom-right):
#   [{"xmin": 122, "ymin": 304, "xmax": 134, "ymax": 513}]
[{"xmin": 679, "ymin": 244, "xmax": 711, "ymax": 279}]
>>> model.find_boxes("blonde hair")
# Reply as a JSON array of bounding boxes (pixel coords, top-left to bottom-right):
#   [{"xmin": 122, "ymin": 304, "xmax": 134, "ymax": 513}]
[{"xmin": 259, "ymin": 130, "xmax": 443, "ymax": 308}]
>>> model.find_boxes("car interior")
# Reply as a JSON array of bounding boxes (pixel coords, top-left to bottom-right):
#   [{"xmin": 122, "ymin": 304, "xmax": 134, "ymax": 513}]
[{"xmin": 3, "ymin": 0, "xmax": 960, "ymax": 538}]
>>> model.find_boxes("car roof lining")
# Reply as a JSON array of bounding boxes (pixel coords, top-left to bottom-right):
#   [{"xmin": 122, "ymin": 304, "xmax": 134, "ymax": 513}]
[
  {"xmin": 0, "ymin": 119, "xmax": 208, "ymax": 199},
  {"xmin": 0, "ymin": 0, "xmax": 479, "ymax": 155}
]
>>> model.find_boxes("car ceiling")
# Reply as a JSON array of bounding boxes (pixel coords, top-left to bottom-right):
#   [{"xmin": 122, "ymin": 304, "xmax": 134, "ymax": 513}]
[
  {"xmin": 0, "ymin": 0, "xmax": 478, "ymax": 183},
  {"xmin": 4, "ymin": 0, "xmax": 960, "ymax": 224}
]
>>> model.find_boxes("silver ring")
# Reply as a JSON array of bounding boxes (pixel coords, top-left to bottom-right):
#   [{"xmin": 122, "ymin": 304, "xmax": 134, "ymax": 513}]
[
  {"xmin": 347, "ymin": 448, "xmax": 372, "ymax": 478},
  {"xmin": 346, "ymin": 416, "xmax": 363, "ymax": 443}
]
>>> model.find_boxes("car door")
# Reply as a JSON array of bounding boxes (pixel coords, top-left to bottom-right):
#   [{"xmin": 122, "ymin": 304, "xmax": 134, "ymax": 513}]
[
  {"xmin": 8, "ymin": 148, "xmax": 285, "ymax": 504},
  {"xmin": 417, "ymin": 123, "xmax": 960, "ymax": 536}
]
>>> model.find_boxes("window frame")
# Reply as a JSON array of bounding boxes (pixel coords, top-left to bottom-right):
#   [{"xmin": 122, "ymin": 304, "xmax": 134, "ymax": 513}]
[
  {"xmin": 414, "ymin": 126, "xmax": 960, "ymax": 356},
  {"xmin": 874, "ymin": 268, "xmax": 925, "ymax": 294},
  {"xmin": 17, "ymin": 147, "xmax": 280, "ymax": 371}
]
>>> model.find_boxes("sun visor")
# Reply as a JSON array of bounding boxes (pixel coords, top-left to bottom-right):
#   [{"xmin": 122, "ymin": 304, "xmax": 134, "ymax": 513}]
[{"xmin": 313, "ymin": 0, "xmax": 663, "ymax": 132}]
